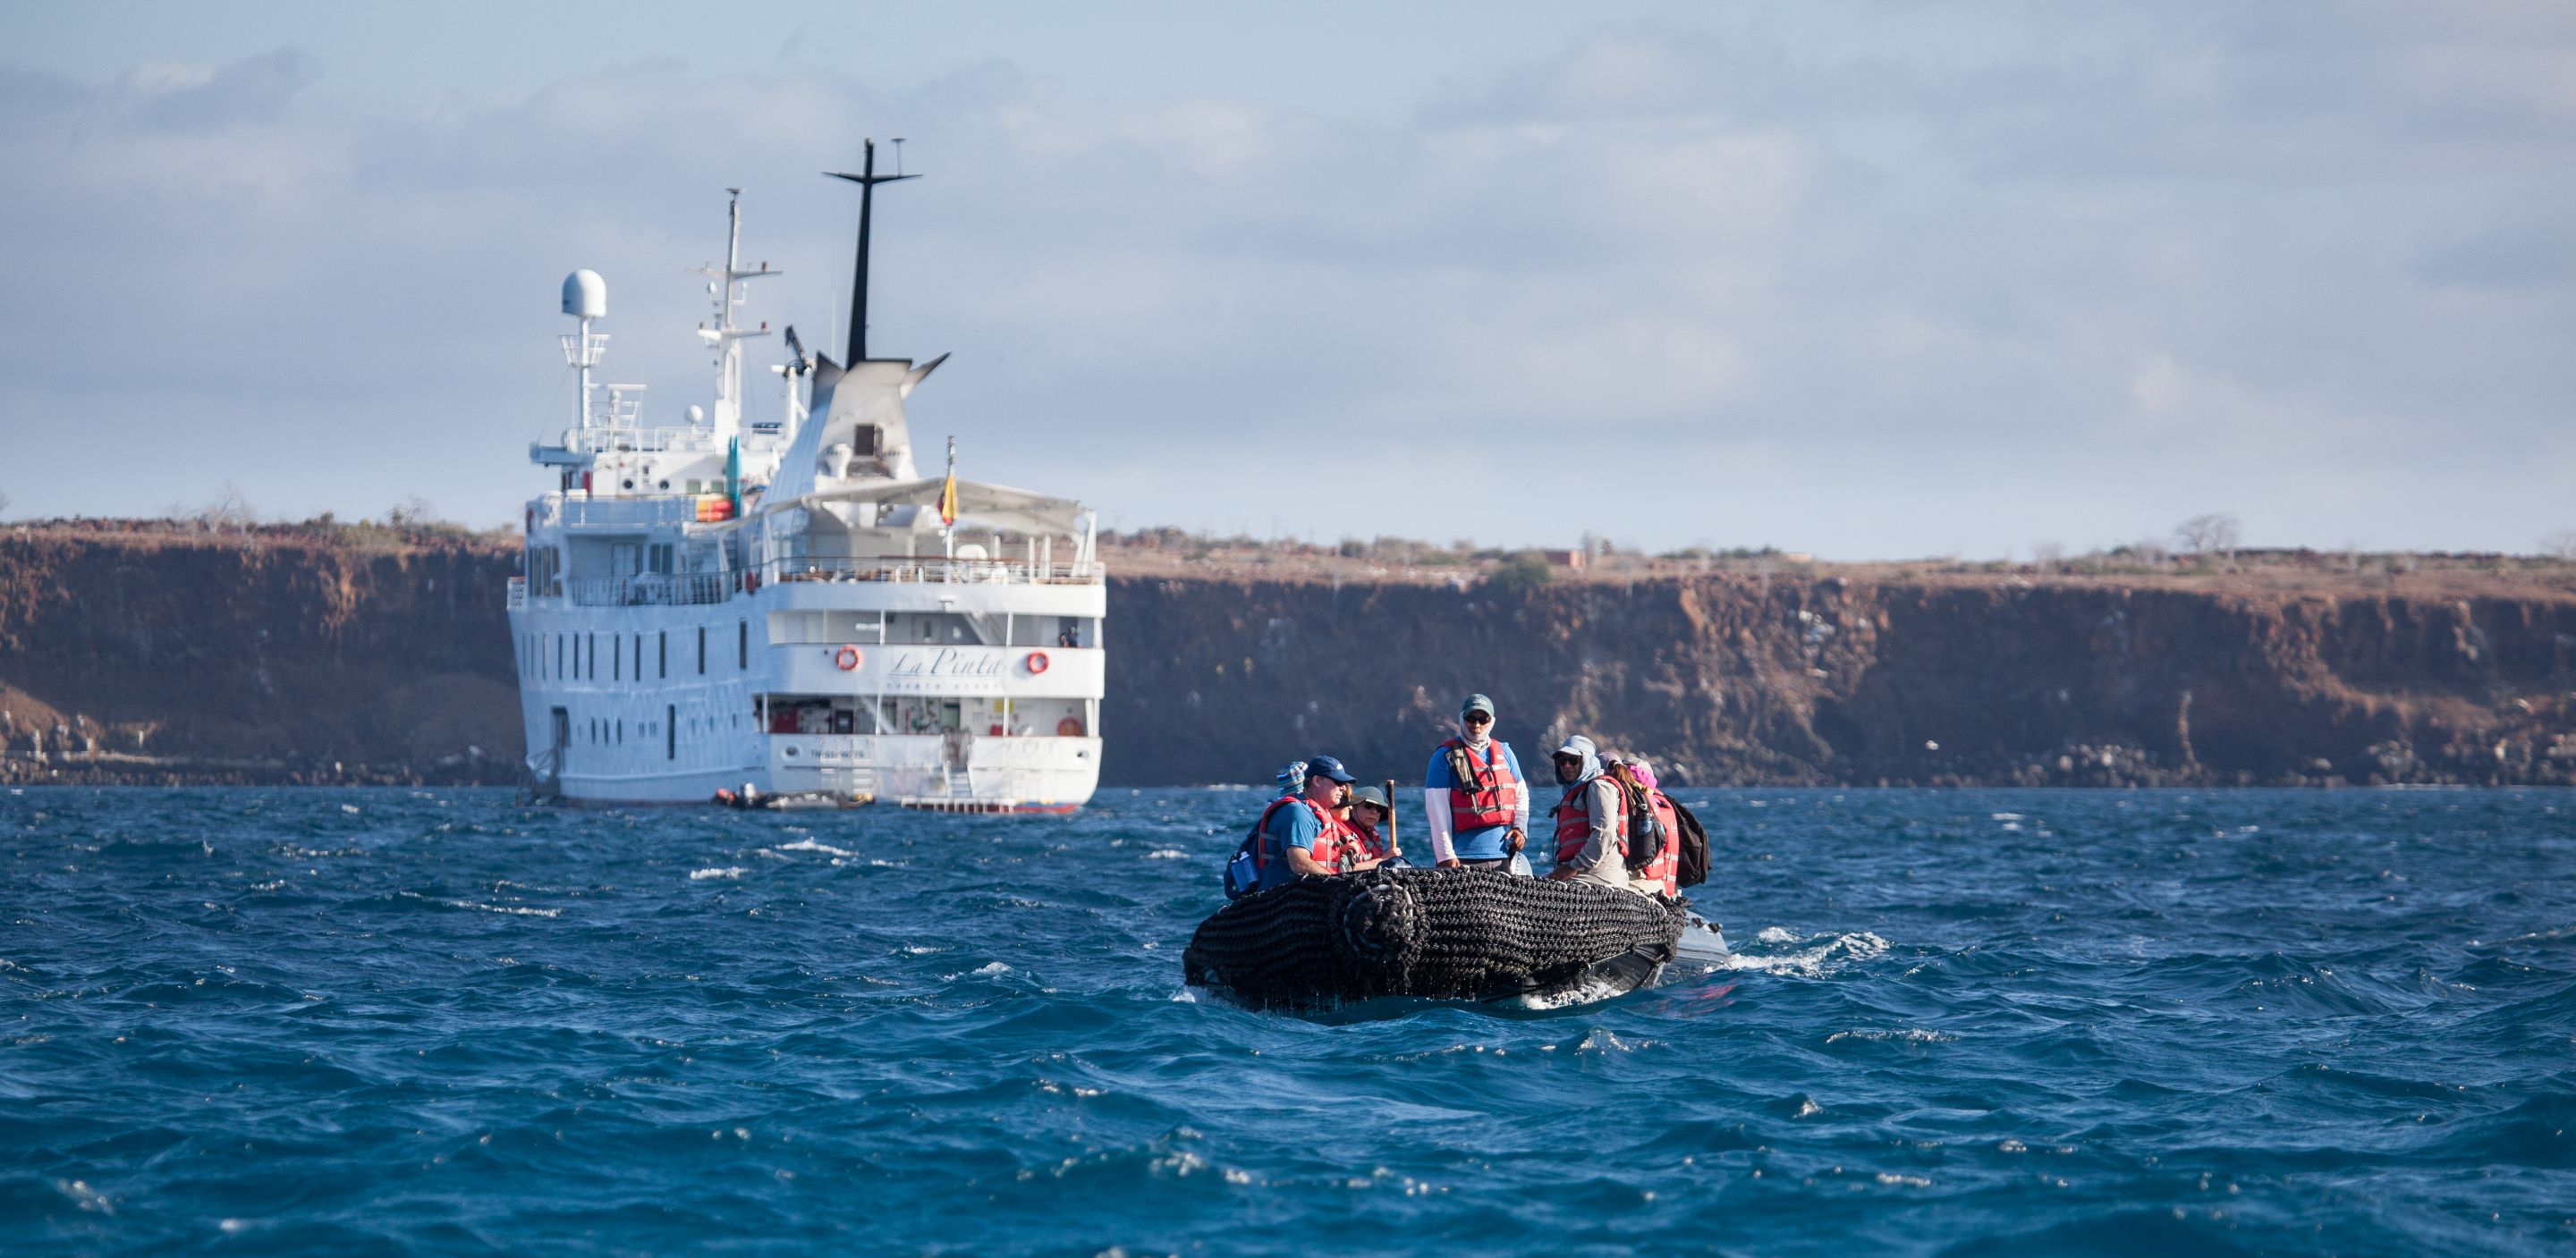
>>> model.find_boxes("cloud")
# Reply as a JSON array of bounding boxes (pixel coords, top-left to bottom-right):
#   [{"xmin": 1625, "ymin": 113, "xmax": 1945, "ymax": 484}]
[{"xmin": 0, "ymin": 11, "xmax": 2571, "ymax": 558}]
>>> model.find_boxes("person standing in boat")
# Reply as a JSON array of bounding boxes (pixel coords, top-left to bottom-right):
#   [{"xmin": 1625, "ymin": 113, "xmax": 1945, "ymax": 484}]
[
  {"xmin": 1546, "ymin": 735, "xmax": 1635, "ymax": 892},
  {"xmin": 1424, "ymin": 693, "xmax": 1530, "ymax": 872},
  {"xmin": 1245, "ymin": 756, "xmax": 1360, "ymax": 894}
]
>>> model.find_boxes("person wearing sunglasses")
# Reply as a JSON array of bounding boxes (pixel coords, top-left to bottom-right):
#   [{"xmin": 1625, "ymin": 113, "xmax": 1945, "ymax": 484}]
[{"xmin": 1424, "ymin": 693, "xmax": 1529, "ymax": 873}]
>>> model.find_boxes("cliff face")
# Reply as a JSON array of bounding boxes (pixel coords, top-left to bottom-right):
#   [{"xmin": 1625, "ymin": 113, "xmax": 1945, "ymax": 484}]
[
  {"xmin": 1099, "ymin": 577, "xmax": 2576, "ymax": 788},
  {"xmin": 4, "ymin": 528, "xmax": 2572, "ymax": 788},
  {"xmin": 0, "ymin": 528, "xmax": 522, "ymax": 783}
]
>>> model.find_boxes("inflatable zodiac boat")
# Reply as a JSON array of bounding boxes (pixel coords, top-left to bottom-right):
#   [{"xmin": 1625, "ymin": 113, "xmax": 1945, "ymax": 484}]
[{"xmin": 1183, "ymin": 865, "xmax": 1725, "ymax": 1011}]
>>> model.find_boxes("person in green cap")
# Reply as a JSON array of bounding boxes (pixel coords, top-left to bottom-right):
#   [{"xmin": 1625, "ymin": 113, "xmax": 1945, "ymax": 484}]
[
  {"xmin": 1423, "ymin": 693, "xmax": 1529, "ymax": 871},
  {"xmin": 1339, "ymin": 784, "xmax": 1401, "ymax": 873}
]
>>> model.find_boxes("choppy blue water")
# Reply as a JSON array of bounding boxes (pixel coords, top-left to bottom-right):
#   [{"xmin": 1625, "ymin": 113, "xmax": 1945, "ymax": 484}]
[{"xmin": 3, "ymin": 787, "xmax": 2572, "ymax": 1255}]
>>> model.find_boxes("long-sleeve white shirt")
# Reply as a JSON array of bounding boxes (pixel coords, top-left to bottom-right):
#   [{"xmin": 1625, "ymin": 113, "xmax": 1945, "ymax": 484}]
[{"xmin": 1425, "ymin": 739, "xmax": 1530, "ymax": 865}]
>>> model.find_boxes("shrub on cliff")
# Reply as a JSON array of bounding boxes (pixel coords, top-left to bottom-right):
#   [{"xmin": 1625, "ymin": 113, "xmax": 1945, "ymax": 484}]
[{"xmin": 1482, "ymin": 550, "xmax": 1555, "ymax": 595}]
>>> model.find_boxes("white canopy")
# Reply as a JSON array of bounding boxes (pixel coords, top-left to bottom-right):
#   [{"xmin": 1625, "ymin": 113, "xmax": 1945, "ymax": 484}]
[{"xmin": 766, "ymin": 476, "xmax": 1089, "ymax": 538}]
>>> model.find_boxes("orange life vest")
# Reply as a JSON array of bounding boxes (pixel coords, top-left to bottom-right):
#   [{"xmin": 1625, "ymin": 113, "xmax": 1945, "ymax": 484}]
[
  {"xmin": 1551, "ymin": 780, "xmax": 1625, "ymax": 867},
  {"xmin": 1440, "ymin": 738, "xmax": 1521, "ymax": 831},
  {"xmin": 1634, "ymin": 789, "xmax": 1682, "ymax": 895},
  {"xmin": 1340, "ymin": 820, "xmax": 1392, "ymax": 872}
]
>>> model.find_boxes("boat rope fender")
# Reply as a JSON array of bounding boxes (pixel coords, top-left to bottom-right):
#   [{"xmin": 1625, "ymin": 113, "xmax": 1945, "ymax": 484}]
[
  {"xmin": 1026, "ymin": 650, "xmax": 1050, "ymax": 674},
  {"xmin": 835, "ymin": 645, "xmax": 863, "ymax": 671}
]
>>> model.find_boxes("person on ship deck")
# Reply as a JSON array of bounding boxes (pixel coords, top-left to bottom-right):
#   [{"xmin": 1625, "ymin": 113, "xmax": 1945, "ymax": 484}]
[{"xmin": 1425, "ymin": 693, "xmax": 1529, "ymax": 872}]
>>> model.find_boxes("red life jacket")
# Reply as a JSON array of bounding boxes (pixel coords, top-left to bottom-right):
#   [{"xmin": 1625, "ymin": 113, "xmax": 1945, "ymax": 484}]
[
  {"xmin": 1441, "ymin": 738, "xmax": 1521, "ymax": 831},
  {"xmin": 1250, "ymin": 795, "xmax": 1350, "ymax": 874},
  {"xmin": 1551, "ymin": 779, "xmax": 1625, "ymax": 867},
  {"xmin": 1634, "ymin": 789, "xmax": 1682, "ymax": 896},
  {"xmin": 1340, "ymin": 820, "xmax": 1392, "ymax": 872},
  {"xmin": 1258, "ymin": 795, "xmax": 1351, "ymax": 872}
]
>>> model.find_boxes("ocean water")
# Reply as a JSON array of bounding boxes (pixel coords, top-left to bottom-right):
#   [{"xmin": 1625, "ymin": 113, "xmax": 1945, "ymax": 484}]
[{"xmin": 2, "ymin": 786, "xmax": 2571, "ymax": 1256}]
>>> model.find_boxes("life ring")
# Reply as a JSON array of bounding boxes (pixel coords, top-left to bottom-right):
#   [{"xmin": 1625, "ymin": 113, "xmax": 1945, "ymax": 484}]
[
  {"xmin": 835, "ymin": 645, "xmax": 863, "ymax": 671},
  {"xmin": 1056, "ymin": 715, "xmax": 1085, "ymax": 737},
  {"xmin": 1026, "ymin": 651, "xmax": 1050, "ymax": 675}
]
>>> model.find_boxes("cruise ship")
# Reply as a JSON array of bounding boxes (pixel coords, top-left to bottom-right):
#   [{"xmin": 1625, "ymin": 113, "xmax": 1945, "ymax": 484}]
[{"xmin": 505, "ymin": 144, "xmax": 1105, "ymax": 809}]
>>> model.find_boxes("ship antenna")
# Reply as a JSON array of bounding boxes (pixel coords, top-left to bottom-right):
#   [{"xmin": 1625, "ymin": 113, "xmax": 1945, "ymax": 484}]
[{"xmin": 826, "ymin": 138, "xmax": 919, "ymax": 364}]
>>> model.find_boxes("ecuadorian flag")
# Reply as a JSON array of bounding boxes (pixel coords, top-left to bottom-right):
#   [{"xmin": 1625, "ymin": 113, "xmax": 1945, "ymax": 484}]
[{"xmin": 938, "ymin": 469, "xmax": 959, "ymax": 527}]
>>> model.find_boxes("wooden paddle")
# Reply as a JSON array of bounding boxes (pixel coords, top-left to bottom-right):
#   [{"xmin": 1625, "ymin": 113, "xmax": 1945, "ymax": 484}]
[{"xmin": 1384, "ymin": 777, "xmax": 1401, "ymax": 864}]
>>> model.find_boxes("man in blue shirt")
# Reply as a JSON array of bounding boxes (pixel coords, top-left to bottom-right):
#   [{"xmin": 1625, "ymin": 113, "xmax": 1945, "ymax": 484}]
[
  {"xmin": 1251, "ymin": 755, "xmax": 1359, "ymax": 894},
  {"xmin": 1424, "ymin": 694, "xmax": 1530, "ymax": 870}
]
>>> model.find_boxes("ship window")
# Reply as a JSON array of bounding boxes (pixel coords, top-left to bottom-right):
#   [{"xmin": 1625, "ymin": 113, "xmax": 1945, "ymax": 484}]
[
  {"xmin": 555, "ymin": 635, "xmax": 563, "ymax": 679},
  {"xmin": 658, "ymin": 631, "xmax": 667, "ymax": 679},
  {"xmin": 633, "ymin": 635, "xmax": 642, "ymax": 680},
  {"xmin": 698, "ymin": 627, "xmax": 707, "ymax": 675},
  {"xmin": 666, "ymin": 705, "xmax": 676, "ymax": 760},
  {"xmin": 613, "ymin": 635, "xmax": 621, "ymax": 681},
  {"xmin": 854, "ymin": 424, "xmax": 880, "ymax": 456},
  {"xmin": 648, "ymin": 543, "xmax": 674, "ymax": 575},
  {"xmin": 917, "ymin": 617, "xmax": 935, "ymax": 643},
  {"xmin": 588, "ymin": 633, "xmax": 597, "ymax": 680},
  {"xmin": 739, "ymin": 621, "xmax": 749, "ymax": 669},
  {"xmin": 617, "ymin": 719, "xmax": 623, "ymax": 744}
]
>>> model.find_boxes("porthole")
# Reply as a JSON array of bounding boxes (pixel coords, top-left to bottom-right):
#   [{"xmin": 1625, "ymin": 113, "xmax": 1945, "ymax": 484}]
[
  {"xmin": 622, "ymin": 479, "xmax": 635, "ymax": 490},
  {"xmin": 658, "ymin": 479, "xmax": 670, "ymax": 490}
]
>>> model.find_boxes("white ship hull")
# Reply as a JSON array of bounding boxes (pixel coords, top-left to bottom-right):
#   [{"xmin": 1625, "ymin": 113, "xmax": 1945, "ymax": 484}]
[{"xmin": 508, "ymin": 565, "xmax": 1105, "ymax": 810}]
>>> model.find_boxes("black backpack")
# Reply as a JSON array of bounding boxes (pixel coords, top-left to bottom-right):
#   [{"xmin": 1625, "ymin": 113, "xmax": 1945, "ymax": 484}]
[{"xmin": 1669, "ymin": 798, "xmax": 1710, "ymax": 889}]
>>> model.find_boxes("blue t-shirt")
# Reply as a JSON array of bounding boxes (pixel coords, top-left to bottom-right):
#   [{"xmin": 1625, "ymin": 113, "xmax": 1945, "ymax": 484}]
[
  {"xmin": 1425, "ymin": 741, "xmax": 1525, "ymax": 860},
  {"xmin": 1254, "ymin": 796, "xmax": 1324, "ymax": 893}
]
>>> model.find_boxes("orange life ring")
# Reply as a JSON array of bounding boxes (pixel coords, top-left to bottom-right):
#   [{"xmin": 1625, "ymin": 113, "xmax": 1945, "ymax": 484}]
[
  {"xmin": 1056, "ymin": 715, "xmax": 1085, "ymax": 737},
  {"xmin": 835, "ymin": 645, "xmax": 863, "ymax": 671},
  {"xmin": 1026, "ymin": 651, "xmax": 1050, "ymax": 675}
]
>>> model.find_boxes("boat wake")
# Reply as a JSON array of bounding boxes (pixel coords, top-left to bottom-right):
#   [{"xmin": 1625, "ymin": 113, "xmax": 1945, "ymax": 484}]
[{"xmin": 1720, "ymin": 926, "xmax": 1892, "ymax": 978}]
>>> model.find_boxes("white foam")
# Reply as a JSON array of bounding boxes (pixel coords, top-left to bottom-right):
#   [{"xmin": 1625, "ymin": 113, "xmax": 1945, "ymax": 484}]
[
  {"xmin": 1725, "ymin": 928, "xmax": 1890, "ymax": 978},
  {"xmin": 689, "ymin": 867, "xmax": 746, "ymax": 881},
  {"xmin": 773, "ymin": 840, "xmax": 854, "ymax": 857},
  {"xmin": 1826, "ymin": 1028, "xmax": 1955, "ymax": 1045},
  {"xmin": 973, "ymin": 961, "xmax": 1011, "ymax": 975},
  {"xmin": 1145, "ymin": 849, "xmax": 1190, "ymax": 859},
  {"xmin": 398, "ymin": 891, "xmax": 562, "ymax": 918},
  {"xmin": 339, "ymin": 804, "xmax": 360, "ymax": 815}
]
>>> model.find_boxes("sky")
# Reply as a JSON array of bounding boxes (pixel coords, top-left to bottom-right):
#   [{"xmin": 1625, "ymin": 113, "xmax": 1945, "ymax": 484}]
[{"xmin": 2, "ymin": 1, "xmax": 2570, "ymax": 560}]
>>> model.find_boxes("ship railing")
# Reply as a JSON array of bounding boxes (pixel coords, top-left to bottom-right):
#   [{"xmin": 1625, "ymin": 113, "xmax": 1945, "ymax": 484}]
[
  {"xmin": 554, "ymin": 496, "xmax": 707, "ymax": 528},
  {"xmin": 561, "ymin": 573, "xmax": 736, "ymax": 607},
  {"xmin": 764, "ymin": 557, "xmax": 1105, "ymax": 587},
  {"xmin": 564, "ymin": 425, "xmax": 720, "ymax": 454},
  {"xmin": 506, "ymin": 577, "xmax": 528, "ymax": 610}
]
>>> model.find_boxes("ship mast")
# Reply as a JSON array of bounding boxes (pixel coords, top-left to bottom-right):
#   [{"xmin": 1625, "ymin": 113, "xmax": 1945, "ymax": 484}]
[
  {"xmin": 826, "ymin": 139, "xmax": 918, "ymax": 364},
  {"xmin": 691, "ymin": 188, "xmax": 777, "ymax": 439}
]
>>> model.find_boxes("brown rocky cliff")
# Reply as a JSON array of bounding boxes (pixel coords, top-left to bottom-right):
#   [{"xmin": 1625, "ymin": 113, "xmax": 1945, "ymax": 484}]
[
  {"xmin": 4, "ymin": 527, "xmax": 2571, "ymax": 787},
  {"xmin": 1101, "ymin": 576, "xmax": 2576, "ymax": 788},
  {"xmin": 0, "ymin": 527, "xmax": 521, "ymax": 782}
]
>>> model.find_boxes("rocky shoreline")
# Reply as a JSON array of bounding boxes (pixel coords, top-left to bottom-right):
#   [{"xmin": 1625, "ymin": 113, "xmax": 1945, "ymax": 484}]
[{"xmin": 4, "ymin": 520, "xmax": 2572, "ymax": 789}]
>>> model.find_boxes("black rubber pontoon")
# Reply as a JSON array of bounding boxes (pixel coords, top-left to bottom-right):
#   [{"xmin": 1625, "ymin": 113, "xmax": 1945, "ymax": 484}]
[{"xmin": 1183, "ymin": 865, "xmax": 1686, "ymax": 1011}]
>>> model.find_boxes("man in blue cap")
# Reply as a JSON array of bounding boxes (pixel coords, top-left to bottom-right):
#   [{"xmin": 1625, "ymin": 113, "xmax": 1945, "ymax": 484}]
[
  {"xmin": 1247, "ymin": 754, "xmax": 1360, "ymax": 894},
  {"xmin": 1425, "ymin": 693, "xmax": 1530, "ymax": 871}
]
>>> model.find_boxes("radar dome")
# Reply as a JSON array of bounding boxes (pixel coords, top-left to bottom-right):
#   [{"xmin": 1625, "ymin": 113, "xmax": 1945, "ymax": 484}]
[
  {"xmin": 561, "ymin": 269, "xmax": 606, "ymax": 318},
  {"xmin": 684, "ymin": 405, "xmax": 706, "ymax": 425}
]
